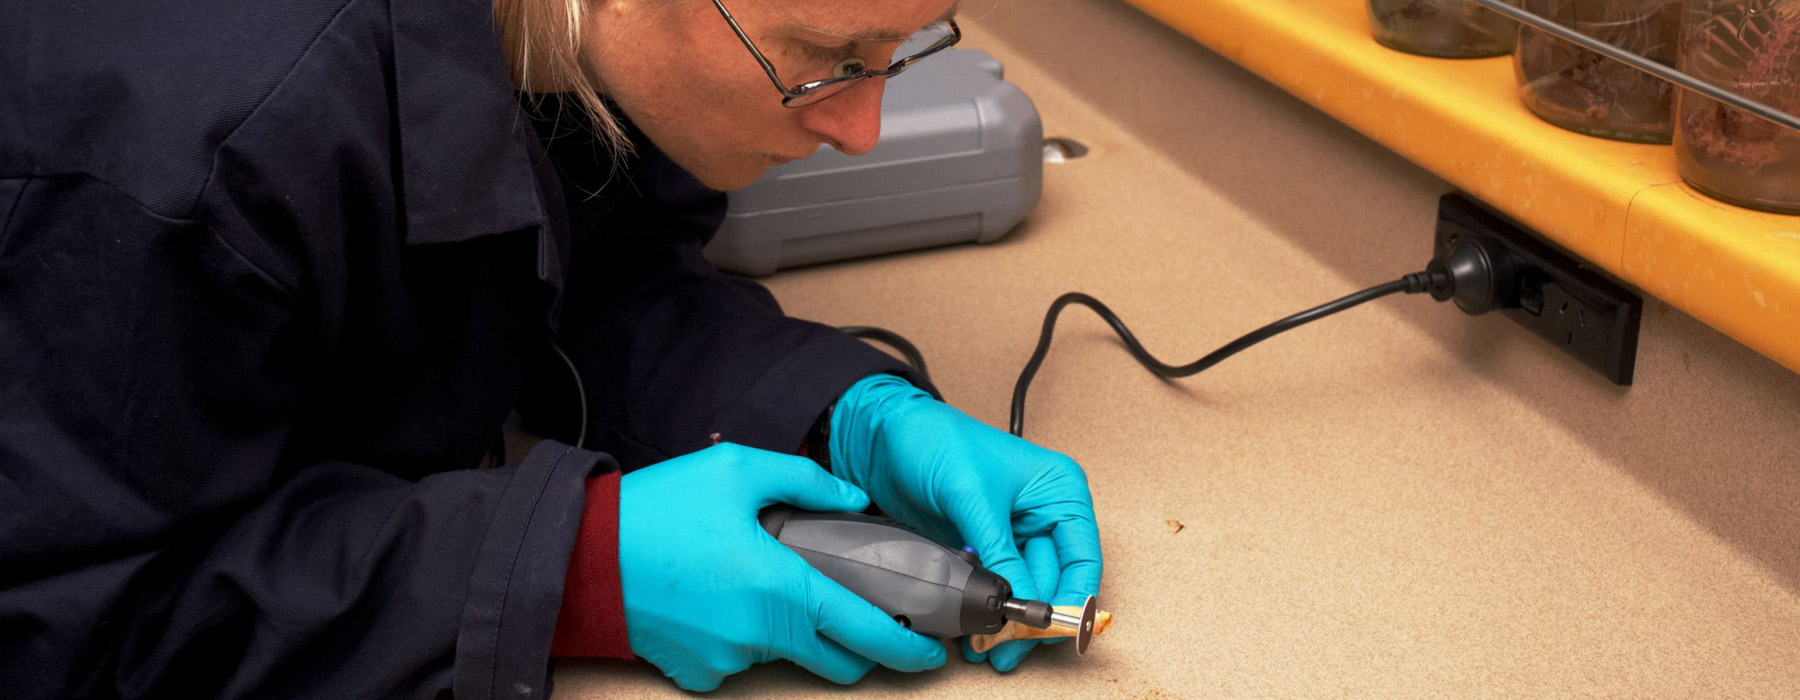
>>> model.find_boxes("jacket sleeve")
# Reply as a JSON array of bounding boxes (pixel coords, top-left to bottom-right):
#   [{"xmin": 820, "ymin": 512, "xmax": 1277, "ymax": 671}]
[
  {"xmin": 0, "ymin": 173, "xmax": 610, "ymax": 699},
  {"xmin": 521, "ymin": 141, "xmax": 936, "ymax": 470}
]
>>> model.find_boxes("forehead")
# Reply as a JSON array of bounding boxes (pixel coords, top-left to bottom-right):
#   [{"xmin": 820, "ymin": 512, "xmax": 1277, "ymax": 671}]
[{"xmin": 763, "ymin": 0, "xmax": 960, "ymax": 41}]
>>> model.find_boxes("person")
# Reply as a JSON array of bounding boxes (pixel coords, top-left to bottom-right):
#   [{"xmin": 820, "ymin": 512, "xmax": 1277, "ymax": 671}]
[{"xmin": 0, "ymin": 0, "xmax": 1103, "ymax": 696}]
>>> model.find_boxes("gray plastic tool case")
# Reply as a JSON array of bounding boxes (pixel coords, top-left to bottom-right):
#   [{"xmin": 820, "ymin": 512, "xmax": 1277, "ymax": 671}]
[{"xmin": 704, "ymin": 44, "xmax": 1043, "ymax": 276}]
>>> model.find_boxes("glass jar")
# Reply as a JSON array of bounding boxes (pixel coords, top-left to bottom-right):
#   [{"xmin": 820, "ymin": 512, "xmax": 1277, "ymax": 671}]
[
  {"xmin": 1514, "ymin": 0, "xmax": 1684, "ymax": 142},
  {"xmin": 1673, "ymin": 0, "xmax": 1800, "ymax": 214},
  {"xmin": 1368, "ymin": 0, "xmax": 1521, "ymax": 57}
]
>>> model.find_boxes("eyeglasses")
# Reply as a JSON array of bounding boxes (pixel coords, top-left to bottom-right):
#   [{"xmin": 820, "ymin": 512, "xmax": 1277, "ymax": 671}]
[{"xmin": 711, "ymin": 0, "xmax": 962, "ymax": 108}]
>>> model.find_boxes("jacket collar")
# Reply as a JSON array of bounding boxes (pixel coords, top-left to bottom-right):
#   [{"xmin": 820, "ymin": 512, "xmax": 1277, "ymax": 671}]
[{"xmin": 388, "ymin": 0, "xmax": 550, "ymax": 252}]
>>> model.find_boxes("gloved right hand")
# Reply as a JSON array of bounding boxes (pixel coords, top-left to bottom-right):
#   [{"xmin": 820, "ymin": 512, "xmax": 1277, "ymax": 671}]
[{"xmin": 618, "ymin": 442, "xmax": 948, "ymax": 691}]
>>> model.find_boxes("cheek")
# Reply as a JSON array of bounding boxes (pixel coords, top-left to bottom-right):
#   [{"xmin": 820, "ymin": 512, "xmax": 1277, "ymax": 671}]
[
  {"xmin": 586, "ymin": 23, "xmax": 813, "ymax": 183},
  {"xmin": 680, "ymin": 78, "xmax": 803, "ymax": 159}
]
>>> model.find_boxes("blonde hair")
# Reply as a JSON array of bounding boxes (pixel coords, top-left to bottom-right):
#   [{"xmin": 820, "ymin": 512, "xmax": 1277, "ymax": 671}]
[{"xmin": 495, "ymin": 0, "xmax": 633, "ymax": 159}]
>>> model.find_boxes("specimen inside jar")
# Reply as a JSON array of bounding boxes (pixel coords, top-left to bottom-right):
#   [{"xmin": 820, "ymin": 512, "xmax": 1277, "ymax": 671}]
[
  {"xmin": 1675, "ymin": 0, "xmax": 1800, "ymax": 213},
  {"xmin": 1370, "ymin": 0, "xmax": 1520, "ymax": 57},
  {"xmin": 1515, "ymin": 0, "xmax": 1683, "ymax": 142}
]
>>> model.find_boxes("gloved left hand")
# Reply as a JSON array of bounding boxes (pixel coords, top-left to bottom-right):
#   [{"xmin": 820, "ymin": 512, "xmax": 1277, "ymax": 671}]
[
  {"xmin": 827, "ymin": 374, "xmax": 1104, "ymax": 672},
  {"xmin": 618, "ymin": 443, "xmax": 947, "ymax": 691}
]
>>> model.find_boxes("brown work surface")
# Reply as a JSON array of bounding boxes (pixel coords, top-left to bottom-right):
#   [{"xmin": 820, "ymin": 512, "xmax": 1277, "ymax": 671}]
[{"xmin": 553, "ymin": 0, "xmax": 1800, "ymax": 696}]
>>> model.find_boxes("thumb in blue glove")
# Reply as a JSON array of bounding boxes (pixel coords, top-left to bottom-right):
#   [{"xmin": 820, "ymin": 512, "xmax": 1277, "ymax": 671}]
[
  {"xmin": 619, "ymin": 443, "xmax": 947, "ymax": 691},
  {"xmin": 828, "ymin": 374, "xmax": 1104, "ymax": 673}
]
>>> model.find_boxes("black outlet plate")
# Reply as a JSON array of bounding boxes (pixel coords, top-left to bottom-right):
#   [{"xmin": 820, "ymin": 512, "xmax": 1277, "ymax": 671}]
[{"xmin": 1434, "ymin": 193, "xmax": 1642, "ymax": 385}]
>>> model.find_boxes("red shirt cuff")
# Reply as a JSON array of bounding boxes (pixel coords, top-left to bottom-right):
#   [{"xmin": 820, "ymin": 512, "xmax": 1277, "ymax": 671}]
[{"xmin": 550, "ymin": 470, "xmax": 632, "ymax": 659}]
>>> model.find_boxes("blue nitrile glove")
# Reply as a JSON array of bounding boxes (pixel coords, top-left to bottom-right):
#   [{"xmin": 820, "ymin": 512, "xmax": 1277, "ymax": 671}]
[
  {"xmin": 618, "ymin": 443, "xmax": 947, "ymax": 691},
  {"xmin": 829, "ymin": 374, "xmax": 1104, "ymax": 673}
]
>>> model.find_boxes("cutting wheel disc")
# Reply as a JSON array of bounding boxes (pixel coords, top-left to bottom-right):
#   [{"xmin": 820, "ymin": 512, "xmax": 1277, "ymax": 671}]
[{"xmin": 1075, "ymin": 594, "xmax": 1098, "ymax": 655}]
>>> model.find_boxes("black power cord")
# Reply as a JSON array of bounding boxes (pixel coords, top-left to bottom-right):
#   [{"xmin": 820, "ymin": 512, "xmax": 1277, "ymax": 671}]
[
  {"xmin": 550, "ymin": 339, "xmax": 589, "ymax": 450},
  {"xmin": 1009, "ymin": 270, "xmax": 1449, "ymax": 437},
  {"xmin": 843, "ymin": 259, "xmax": 1488, "ymax": 439},
  {"xmin": 840, "ymin": 326, "xmax": 933, "ymax": 385}
]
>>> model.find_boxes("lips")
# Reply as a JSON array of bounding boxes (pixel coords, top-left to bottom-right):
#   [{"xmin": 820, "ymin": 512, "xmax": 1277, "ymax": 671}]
[{"xmin": 763, "ymin": 146, "xmax": 820, "ymax": 166}]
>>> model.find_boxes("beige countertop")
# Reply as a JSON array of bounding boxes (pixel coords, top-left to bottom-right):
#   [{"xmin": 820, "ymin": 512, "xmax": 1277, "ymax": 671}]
[{"xmin": 555, "ymin": 0, "xmax": 1800, "ymax": 696}]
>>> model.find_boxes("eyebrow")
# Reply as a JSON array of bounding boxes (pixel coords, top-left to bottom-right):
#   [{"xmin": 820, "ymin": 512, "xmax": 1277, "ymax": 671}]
[{"xmin": 799, "ymin": 1, "xmax": 959, "ymax": 43}]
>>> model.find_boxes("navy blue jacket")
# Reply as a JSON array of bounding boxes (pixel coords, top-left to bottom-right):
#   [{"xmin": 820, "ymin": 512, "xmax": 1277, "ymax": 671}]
[{"xmin": 0, "ymin": 0, "xmax": 923, "ymax": 697}]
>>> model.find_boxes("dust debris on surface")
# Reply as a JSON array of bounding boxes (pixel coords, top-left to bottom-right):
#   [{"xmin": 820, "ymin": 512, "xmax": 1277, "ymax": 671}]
[{"xmin": 1165, "ymin": 519, "xmax": 1185, "ymax": 534}]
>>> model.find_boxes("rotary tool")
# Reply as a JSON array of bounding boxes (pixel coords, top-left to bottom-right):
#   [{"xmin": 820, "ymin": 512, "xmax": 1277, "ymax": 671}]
[{"xmin": 758, "ymin": 506, "xmax": 1107, "ymax": 654}]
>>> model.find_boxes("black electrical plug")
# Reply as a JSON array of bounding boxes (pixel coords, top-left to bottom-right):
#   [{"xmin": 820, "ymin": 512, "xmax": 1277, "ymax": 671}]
[{"xmin": 1405, "ymin": 234, "xmax": 1515, "ymax": 315}]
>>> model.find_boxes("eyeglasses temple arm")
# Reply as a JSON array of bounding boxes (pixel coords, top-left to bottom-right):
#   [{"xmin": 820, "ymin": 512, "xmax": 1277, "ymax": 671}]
[{"xmin": 711, "ymin": 0, "xmax": 807, "ymax": 96}]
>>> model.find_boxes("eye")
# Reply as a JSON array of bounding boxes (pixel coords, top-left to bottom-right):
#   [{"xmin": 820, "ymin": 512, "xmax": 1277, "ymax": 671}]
[
  {"xmin": 918, "ymin": 21, "xmax": 953, "ymax": 38},
  {"xmin": 801, "ymin": 42, "xmax": 850, "ymax": 62},
  {"xmin": 831, "ymin": 57, "xmax": 867, "ymax": 78}
]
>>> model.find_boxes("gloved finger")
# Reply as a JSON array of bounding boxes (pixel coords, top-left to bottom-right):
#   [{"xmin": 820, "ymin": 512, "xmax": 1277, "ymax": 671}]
[
  {"xmin": 638, "ymin": 644, "xmax": 734, "ymax": 693},
  {"xmin": 735, "ymin": 446, "xmax": 871, "ymax": 514},
  {"xmin": 945, "ymin": 498, "xmax": 1036, "ymax": 609},
  {"xmin": 807, "ymin": 566, "xmax": 947, "ymax": 673},
  {"xmin": 1022, "ymin": 534, "xmax": 1063, "ymax": 602},
  {"xmin": 946, "ymin": 501, "xmax": 1045, "ymax": 672},
  {"xmin": 664, "ymin": 662, "xmax": 730, "ymax": 693},
  {"xmin": 1021, "ymin": 535, "xmax": 1066, "ymax": 647},
  {"xmin": 961, "ymin": 637, "xmax": 988, "ymax": 664},
  {"xmin": 990, "ymin": 537, "xmax": 1046, "ymax": 672},
  {"xmin": 960, "ymin": 537, "xmax": 1041, "ymax": 662},
  {"xmin": 1048, "ymin": 513, "xmax": 1105, "ymax": 606},
  {"xmin": 957, "ymin": 536, "xmax": 1044, "ymax": 658},
  {"xmin": 784, "ymin": 634, "xmax": 878, "ymax": 685},
  {"xmin": 987, "ymin": 637, "xmax": 1041, "ymax": 672}
]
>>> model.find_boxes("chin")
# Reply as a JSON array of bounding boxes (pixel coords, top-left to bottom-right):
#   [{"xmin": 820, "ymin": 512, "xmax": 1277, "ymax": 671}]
[{"xmin": 687, "ymin": 161, "xmax": 770, "ymax": 192}]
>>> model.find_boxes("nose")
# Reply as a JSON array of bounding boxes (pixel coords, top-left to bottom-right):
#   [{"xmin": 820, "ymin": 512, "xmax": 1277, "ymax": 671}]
[{"xmin": 797, "ymin": 77, "xmax": 886, "ymax": 156}]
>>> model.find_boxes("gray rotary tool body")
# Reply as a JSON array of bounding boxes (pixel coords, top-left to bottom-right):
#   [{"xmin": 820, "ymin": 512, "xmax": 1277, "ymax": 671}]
[{"xmin": 759, "ymin": 507, "xmax": 1096, "ymax": 651}]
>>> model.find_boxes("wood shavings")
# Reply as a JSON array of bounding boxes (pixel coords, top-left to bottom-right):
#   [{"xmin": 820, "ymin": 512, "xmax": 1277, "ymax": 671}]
[{"xmin": 1166, "ymin": 519, "xmax": 1185, "ymax": 534}]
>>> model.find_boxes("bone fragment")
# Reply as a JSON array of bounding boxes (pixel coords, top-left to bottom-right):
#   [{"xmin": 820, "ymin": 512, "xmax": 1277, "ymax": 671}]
[{"xmin": 968, "ymin": 606, "xmax": 1113, "ymax": 654}]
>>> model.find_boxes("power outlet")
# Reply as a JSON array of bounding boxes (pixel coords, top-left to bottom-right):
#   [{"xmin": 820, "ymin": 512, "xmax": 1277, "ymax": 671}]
[{"xmin": 1433, "ymin": 193, "xmax": 1642, "ymax": 385}]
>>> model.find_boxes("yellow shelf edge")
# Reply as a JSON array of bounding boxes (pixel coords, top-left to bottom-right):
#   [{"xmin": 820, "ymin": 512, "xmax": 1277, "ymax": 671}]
[{"xmin": 1122, "ymin": 0, "xmax": 1800, "ymax": 373}]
